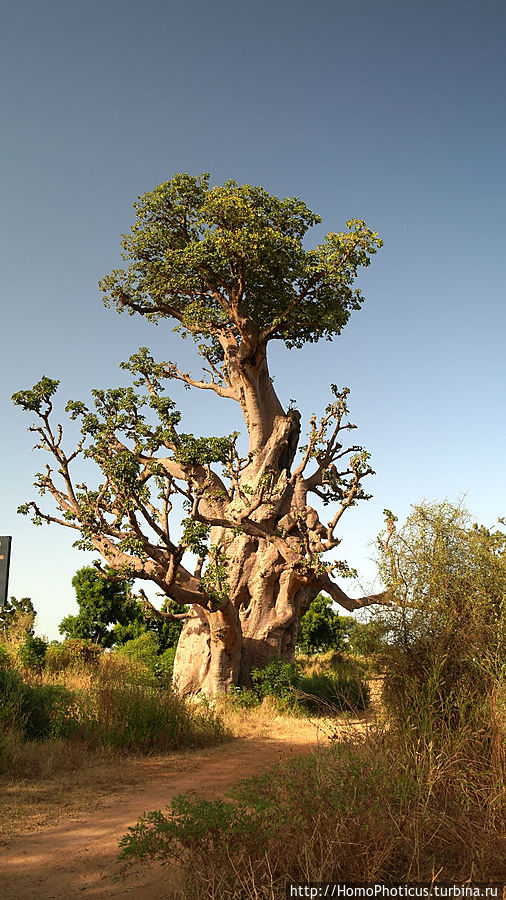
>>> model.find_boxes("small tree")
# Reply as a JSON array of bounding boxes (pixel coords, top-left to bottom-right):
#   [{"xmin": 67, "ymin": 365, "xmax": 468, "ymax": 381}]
[
  {"xmin": 0, "ymin": 597, "xmax": 36, "ymax": 641},
  {"xmin": 14, "ymin": 174, "xmax": 385, "ymax": 695},
  {"xmin": 297, "ymin": 593, "xmax": 351, "ymax": 654},
  {"xmin": 59, "ymin": 565, "xmax": 186, "ymax": 651},
  {"xmin": 59, "ymin": 566, "xmax": 136, "ymax": 647},
  {"xmin": 376, "ymin": 502, "xmax": 506, "ymax": 730}
]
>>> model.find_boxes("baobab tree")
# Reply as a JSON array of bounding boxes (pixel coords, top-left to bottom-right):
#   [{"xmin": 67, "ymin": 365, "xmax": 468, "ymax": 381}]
[{"xmin": 13, "ymin": 173, "xmax": 384, "ymax": 695}]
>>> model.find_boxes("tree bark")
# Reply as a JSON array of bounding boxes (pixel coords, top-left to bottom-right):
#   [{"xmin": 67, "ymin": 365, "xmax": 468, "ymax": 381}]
[{"xmin": 172, "ymin": 530, "xmax": 319, "ymax": 696}]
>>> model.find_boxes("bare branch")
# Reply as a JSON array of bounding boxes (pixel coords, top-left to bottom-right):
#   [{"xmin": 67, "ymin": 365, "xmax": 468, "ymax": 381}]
[{"xmin": 316, "ymin": 572, "xmax": 388, "ymax": 612}]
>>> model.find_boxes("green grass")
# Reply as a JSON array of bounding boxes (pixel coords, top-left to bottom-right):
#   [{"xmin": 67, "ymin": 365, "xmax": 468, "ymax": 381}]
[{"xmin": 0, "ymin": 652, "xmax": 228, "ymax": 774}]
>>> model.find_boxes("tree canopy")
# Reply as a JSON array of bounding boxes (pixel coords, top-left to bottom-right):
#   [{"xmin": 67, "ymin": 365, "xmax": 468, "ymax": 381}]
[
  {"xmin": 100, "ymin": 174, "xmax": 381, "ymax": 350},
  {"xmin": 296, "ymin": 593, "xmax": 351, "ymax": 654},
  {"xmin": 59, "ymin": 566, "xmax": 186, "ymax": 650}
]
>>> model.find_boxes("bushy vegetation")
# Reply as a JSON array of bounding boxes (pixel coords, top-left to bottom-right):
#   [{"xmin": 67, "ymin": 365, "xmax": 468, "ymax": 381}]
[
  {"xmin": 0, "ymin": 635, "xmax": 227, "ymax": 775},
  {"xmin": 224, "ymin": 656, "xmax": 370, "ymax": 714},
  {"xmin": 59, "ymin": 565, "xmax": 186, "ymax": 653},
  {"xmin": 296, "ymin": 593, "xmax": 352, "ymax": 654},
  {"xmin": 120, "ymin": 502, "xmax": 506, "ymax": 892}
]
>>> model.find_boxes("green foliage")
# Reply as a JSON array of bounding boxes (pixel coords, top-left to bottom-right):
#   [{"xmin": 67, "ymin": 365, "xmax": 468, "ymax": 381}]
[
  {"xmin": 0, "ymin": 596, "xmax": 36, "ymax": 639},
  {"xmin": 243, "ymin": 654, "xmax": 370, "ymax": 714},
  {"xmin": 116, "ymin": 631, "xmax": 160, "ymax": 671},
  {"xmin": 0, "ymin": 644, "xmax": 9, "ymax": 669},
  {"xmin": 17, "ymin": 634, "xmax": 48, "ymax": 672},
  {"xmin": 226, "ymin": 686, "xmax": 260, "ymax": 709},
  {"xmin": 296, "ymin": 671, "xmax": 370, "ymax": 713},
  {"xmin": 0, "ymin": 667, "xmax": 78, "ymax": 742},
  {"xmin": 297, "ymin": 593, "xmax": 351, "ymax": 653},
  {"xmin": 346, "ymin": 618, "xmax": 389, "ymax": 657},
  {"xmin": 154, "ymin": 599, "xmax": 187, "ymax": 650},
  {"xmin": 376, "ymin": 501, "xmax": 506, "ymax": 735},
  {"xmin": 174, "ymin": 433, "xmax": 236, "ymax": 468},
  {"xmin": 251, "ymin": 658, "xmax": 300, "ymax": 700},
  {"xmin": 200, "ymin": 545, "xmax": 230, "ymax": 609},
  {"xmin": 180, "ymin": 518, "xmax": 210, "ymax": 556},
  {"xmin": 45, "ymin": 638, "xmax": 103, "ymax": 672},
  {"xmin": 119, "ymin": 791, "xmax": 267, "ymax": 863},
  {"xmin": 100, "ymin": 174, "xmax": 382, "ymax": 351},
  {"xmin": 57, "ymin": 569, "xmax": 185, "ymax": 659},
  {"xmin": 11, "ymin": 376, "xmax": 59, "ymax": 413},
  {"xmin": 59, "ymin": 566, "xmax": 137, "ymax": 647},
  {"xmin": 154, "ymin": 646, "xmax": 177, "ymax": 681}
]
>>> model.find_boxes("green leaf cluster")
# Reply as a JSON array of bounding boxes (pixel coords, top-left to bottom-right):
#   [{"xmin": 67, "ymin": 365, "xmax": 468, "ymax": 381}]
[
  {"xmin": 12, "ymin": 376, "xmax": 59, "ymax": 413},
  {"xmin": 297, "ymin": 593, "xmax": 351, "ymax": 654},
  {"xmin": 100, "ymin": 174, "xmax": 382, "ymax": 350}
]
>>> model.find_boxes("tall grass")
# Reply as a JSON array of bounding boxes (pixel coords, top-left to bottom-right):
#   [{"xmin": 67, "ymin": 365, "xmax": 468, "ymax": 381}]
[
  {"xmin": 0, "ymin": 650, "xmax": 227, "ymax": 776},
  {"xmin": 119, "ymin": 711, "xmax": 505, "ymax": 893},
  {"xmin": 225, "ymin": 655, "xmax": 371, "ymax": 714}
]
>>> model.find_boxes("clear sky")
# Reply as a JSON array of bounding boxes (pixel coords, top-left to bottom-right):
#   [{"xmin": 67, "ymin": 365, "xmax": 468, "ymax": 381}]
[{"xmin": 1, "ymin": 0, "xmax": 505, "ymax": 640}]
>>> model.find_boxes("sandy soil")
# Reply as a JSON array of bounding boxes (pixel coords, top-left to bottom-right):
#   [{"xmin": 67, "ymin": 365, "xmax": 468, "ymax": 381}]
[{"xmin": 0, "ymin": 712, "xmax": 356, "ymax": 898}]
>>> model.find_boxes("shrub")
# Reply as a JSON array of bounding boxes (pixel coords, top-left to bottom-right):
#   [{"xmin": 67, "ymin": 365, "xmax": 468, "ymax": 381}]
[
  {"xmin": 251, "ymin": 659, "xmax": 300, "ymax": 701},
  {"xmin": 18, "ymin": 634, "xmax": 48, "ymax": 672},
  {"xmin": 227, "ymin": 686, "xmax": 260, "ymax": 709},
  {"xmin": 154, "ymin": 646, "xmax": 177, "ymax": 681},
  {"xmin": 296, "ymin": 671, "xmax": 370, "ymax": 713},
  {"xmin": 0, "ymin": 667, "xmax": 78, "ymax": 742},
  {"xmin": 376, "ymin": 502, "xmax": 506, "ymax": 742},
  {"xmin": 116, "ymin": 631, "xmax": 160, "ymax": 672},
  {"xmin": 63, "ymin": 638, "xmax": 103, "ymax": 666}
]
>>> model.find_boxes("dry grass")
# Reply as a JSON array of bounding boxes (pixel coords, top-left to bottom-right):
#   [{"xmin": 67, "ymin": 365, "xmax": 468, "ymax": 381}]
[
  {"xmin": 120, "ymin": 705, "xmax": 506, "ymax": 895},
  {"xmin": 0, "ymin": 697, "xmax": 328, "ymax": 847}
]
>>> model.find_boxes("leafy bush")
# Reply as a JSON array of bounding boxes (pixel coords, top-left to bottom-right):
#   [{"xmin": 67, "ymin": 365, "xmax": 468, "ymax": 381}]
[
  {"xmin": 153, "ymin": 646, "xmax": 176, "ymax": 680},
  {"xmin": 120, "ymin": 792, "xmax": 267, "ymax": 864},
  {"xmin": 116, "ymin": 632, "xmax": 160, "ymax": 671},
  {"xmin": 0, "ymin": 667, "xmax": 78, "ymax": 742},
  {"xmin": 45, "ymin": 638, "xmax": 103, "ymax": 673},
  {"xmin": 296, "ymin": 671, "xmax": 370, "ymax": 712},
  {"xmin": 251, "ymin": 659, "xmax": 300, "ymax": 701},
  {"xmin": 297, "ymin": 593, "xmax": 352, "ymax": 653},
  {"xmin": 59, "ymin": 565, "xmax": 135, "ymax": 647},
  {"xmin": 18, "ymin": 634, "xmax": 48, "ymax": 672},
  {"xmin": 227, "ymin": 686, "xmax": 260, "ymax": 709},
  {"xmin": 376, "ymin": 502, "xmax": 506, "ymax": 740}
]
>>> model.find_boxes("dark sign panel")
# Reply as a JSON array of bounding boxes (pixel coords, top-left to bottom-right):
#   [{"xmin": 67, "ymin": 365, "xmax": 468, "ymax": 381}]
[{"xmin": 0, "ymin": 537, "xmax": 12, "ymax": 608}]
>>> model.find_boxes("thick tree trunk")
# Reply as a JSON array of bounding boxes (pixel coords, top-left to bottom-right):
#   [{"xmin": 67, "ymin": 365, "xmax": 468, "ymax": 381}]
[{"xmin": 172, "ymin": 533, "xmax": 318, "ymax": 696}]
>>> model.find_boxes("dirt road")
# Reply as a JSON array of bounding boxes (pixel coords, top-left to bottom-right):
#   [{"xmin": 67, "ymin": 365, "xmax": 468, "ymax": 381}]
[{"xmin": 0, "ymin": 716, "xmax": 334, "ymax": 898}]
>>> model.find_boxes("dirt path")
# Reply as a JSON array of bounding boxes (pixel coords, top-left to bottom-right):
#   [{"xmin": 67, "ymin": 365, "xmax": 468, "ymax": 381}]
[{"xmin": 0, "ymin": 715, "xmax": 340, "ymax": 898}]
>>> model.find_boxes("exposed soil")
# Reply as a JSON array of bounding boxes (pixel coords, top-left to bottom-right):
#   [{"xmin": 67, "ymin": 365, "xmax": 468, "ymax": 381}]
[{"xmin": 0, "ymin": 711, "xmax": 371, "ymax": 898}]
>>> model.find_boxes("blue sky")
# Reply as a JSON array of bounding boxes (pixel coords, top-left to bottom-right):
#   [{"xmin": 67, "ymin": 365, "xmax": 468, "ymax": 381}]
[{"xmin": 1, "ymin": 0, "xmax": 505, "ymax": 639}]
